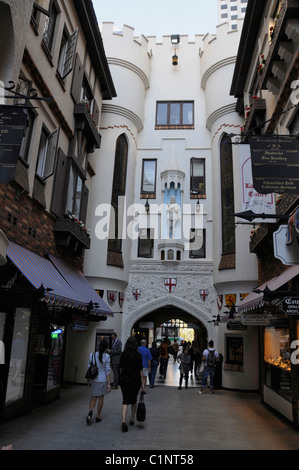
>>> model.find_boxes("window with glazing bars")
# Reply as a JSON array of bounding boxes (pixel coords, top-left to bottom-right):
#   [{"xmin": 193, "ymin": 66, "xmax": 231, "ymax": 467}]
[{"xmin": 156, "ymin": 101, "xmax": 194, "ymax": 127}]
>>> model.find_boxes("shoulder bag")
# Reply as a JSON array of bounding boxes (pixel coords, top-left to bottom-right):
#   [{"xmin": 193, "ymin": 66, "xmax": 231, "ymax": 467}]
[{"xmin": 85, "ymin": 352, "xmax": 98, "ymax": 380}]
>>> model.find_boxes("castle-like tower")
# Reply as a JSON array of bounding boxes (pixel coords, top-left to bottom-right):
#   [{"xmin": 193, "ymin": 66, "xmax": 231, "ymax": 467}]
[{"xmin": 78, "ymin": 15, "xmax": 261, "ymax": 390}]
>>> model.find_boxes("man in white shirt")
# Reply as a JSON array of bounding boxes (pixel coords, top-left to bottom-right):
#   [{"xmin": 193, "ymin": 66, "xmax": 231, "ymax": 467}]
[{"xmin": 198, "ymin": 340, "xmax": 219, "ymax": 394}]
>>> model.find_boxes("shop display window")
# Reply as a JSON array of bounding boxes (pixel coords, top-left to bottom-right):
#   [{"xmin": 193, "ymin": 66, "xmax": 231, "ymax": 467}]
[
  {"xmin": 5, "ymin": 308, "xmax": 31, "ymax": 404},
  {"xmin": 223, "ymin": 336, "xmax": 244, "ymax": 371},
  {"xmin": 264, "ymin": 326, "xmax": 291, "ymax": 397},
  {"xmin": 264, "ymin": 327, "xmax": 291, "ymax": 371},
  {"xmin": 47, "ymin": 325, "xmax": 64, "ymax": 390}
]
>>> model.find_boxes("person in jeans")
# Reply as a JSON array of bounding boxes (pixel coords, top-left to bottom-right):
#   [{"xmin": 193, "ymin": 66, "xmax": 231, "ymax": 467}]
[
  {"xmin": 159, "ymin": 338, "xmax": 169, "ymax": 379},
  {"xmin": 149, "ymin": 341, "xmax": 160, "ymax": 388},
  {"xmin": 198, "ymin": 340, "xmax": 219, "ymax": 394}
]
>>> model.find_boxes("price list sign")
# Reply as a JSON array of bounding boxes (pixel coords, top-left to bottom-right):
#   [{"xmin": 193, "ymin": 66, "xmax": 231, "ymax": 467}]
[
  {"xmin": 250, "ymin": 135, "xmax": 299, "ymax": 195},
  {"xmin": 0, "ymin": 105, "xmax": 27, "ymax": 183}
]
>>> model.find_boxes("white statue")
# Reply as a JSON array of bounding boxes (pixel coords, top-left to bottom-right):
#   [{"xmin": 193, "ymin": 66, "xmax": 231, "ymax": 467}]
[{"xmin": 166, "ymin": 195, "xmax": 180, "ymax": 238}]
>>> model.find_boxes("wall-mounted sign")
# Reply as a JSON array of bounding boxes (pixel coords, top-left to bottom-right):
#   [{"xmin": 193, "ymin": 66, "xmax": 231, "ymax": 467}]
[
  {"xmin": 281, "ymin": 297, "xmax": 299, "ymax": 316},
  {"xmin": 227, "ymin": 321, "xmax": 247, "ymax": 331},
  {"xmin": 241, "ymin": 313, "xmax": 270, "ymax": 325},
  {"xmin": 273, "ymin": 225, "xmax": 299, "ymax": 265},
  {"xmin": 0, "ymin": 105, "xmax": 27, "ymax": 183},
  {"xmin": 250, "ymin": 135, "xmax": 299, "ymax": 194}
]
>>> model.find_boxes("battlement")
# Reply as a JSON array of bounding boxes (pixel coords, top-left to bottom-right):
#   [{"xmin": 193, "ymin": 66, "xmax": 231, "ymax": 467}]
[{"xmin": 100, "ymin": 22, "xmax": 205, "ymax": 48}]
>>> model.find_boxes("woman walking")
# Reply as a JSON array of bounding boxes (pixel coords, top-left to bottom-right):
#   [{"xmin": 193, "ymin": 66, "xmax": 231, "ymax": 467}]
[
  {"xmin": 86, "ymin": 339, "xmax": 111, "ymax": 424},
  {"xmin": 119, "ymin": 337, "xmax": 144, "ymax": 432}
]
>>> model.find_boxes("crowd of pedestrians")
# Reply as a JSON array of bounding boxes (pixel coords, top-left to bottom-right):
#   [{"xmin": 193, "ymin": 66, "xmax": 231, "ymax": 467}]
[{"xmin": 85, "ymin": 334, "xmax": 219, "ymax": 432}]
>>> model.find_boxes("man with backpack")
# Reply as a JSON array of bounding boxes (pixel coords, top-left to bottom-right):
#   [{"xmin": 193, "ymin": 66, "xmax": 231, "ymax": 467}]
[{"xmin": 198, "ymin": 340, "xmax": 219, "ymax": 394}]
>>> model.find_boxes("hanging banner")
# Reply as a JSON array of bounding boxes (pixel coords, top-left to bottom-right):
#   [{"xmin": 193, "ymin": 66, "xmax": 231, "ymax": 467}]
[
  {"xmin": 250, "ymin": 135, "xmax": 299, "ymax": 195},
  {"xmin": 238, "ymin": 144, "xmax": 275, "ymax": 223}
]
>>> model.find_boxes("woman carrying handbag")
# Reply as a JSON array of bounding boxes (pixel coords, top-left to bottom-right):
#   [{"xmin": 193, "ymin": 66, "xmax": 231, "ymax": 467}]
[{"xmin": 86, "ymin": 339, "xmax": 111, "ymax": 424}]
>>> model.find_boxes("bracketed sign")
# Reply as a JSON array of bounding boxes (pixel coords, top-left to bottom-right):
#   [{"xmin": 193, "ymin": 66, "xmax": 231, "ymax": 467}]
[
  {"xmin": 0, "ymin": 105, "xmax": 27, "ymax": 183},
  {"xmin": 238, "ymin": 144, "xmax": 275, "ymax": 222},
  {"xmin": 250, "ymin": 135, "xmax": 299, "ymax": 194}
]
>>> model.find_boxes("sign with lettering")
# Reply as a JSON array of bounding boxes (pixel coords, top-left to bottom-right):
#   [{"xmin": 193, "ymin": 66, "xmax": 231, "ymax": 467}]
[
  {"xmin": 227, "ymin": 321, "xmax": 247, "ymax": 331},
  {"xmin": 281, "ymin": 297, "xmax": 299, "ymax": 315},
  {"xmin": 241, "ymin": 313, "xmax": 270, "ymax": 325},
  {"xmin": 273, "ymin": 225, "xmax": 299, "ymax": 265},
  {"xmin": 250, "ymin": 135, "xmax": 299, "ymax": 194},
  {"xmin": 238, "ymin": 144, "xmax": 275, "ymax": 223},
  {"xmin": 0, "ymin": 105, "xmax": 27, "ymax": 183}
]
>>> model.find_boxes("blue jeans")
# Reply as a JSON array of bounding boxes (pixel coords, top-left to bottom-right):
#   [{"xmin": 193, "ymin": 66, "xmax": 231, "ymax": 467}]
[
  {"xmin": 201, "ymin": 366, "xmax": 216, "ymax": 389},
  {"xmin": 149, "ymin": 360, "xmax": 159, "ymax": 386}
]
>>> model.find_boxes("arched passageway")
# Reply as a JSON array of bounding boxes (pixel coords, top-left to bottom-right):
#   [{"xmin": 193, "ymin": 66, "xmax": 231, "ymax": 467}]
[
  {"xmin": 129, "ymin": 305, "xmax": 209, "ymax": 388},
  {"xmin": 132, "ymin": 304, "xmax": 207, "ymax": 350}
]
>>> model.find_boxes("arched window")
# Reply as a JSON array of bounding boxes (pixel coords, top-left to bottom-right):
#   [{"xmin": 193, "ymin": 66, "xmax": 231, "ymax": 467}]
[
  {"xmin": 220, "ymin": 134, "xmax": 235, "ymax": 256},
  {"xmin": 108, "ymin": 134, "xmax": 128, "ymax": 255}
]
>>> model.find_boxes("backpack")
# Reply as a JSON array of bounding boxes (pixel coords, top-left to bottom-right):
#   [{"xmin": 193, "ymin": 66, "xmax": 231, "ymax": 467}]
[{"xmin": 207, "ymin": 349, "xmax": 216, "ymax": 367}]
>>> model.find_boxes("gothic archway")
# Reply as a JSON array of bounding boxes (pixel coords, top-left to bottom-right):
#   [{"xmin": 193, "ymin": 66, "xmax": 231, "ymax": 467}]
[{"xmin": 121, "ymin": 295, "xmax": 214, "ymax": 345}]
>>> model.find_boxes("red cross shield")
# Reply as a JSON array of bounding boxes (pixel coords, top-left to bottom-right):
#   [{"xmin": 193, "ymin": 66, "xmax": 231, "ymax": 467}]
[
  {"xmin": 132, "ymin": 289, "xmax": 141, "ymax": 300},
  {"xmin": 200, "ymin": 289, "xmax": 209, "ymax": 301},
  {"xmin": 107, "ymin": 290, "xmax": 117, "ymax": 306},
  {"xmin": 164, "ymin": 278, "xmax": 177, "ymax": 293}
]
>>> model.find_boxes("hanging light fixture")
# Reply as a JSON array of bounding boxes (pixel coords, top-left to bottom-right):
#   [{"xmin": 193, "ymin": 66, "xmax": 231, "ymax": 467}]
[
  {"xmin": 171, "ymin": 34, "xmax": 180, "ymax": 44},
  {"xmin": 171, "ymin": 34, "xmax": 180, "ymax": 66},
  {"xmin": 172, "ymin": 52, "xmax": 178, "ymax": 66}
]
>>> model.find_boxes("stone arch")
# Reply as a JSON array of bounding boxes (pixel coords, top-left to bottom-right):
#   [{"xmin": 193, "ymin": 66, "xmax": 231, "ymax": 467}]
[{"xmin": 121, "ymin": 295, "xmax": 215, "ymax": 344}]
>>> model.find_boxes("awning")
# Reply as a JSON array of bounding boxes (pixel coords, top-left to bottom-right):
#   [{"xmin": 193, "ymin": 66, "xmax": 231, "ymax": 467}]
[
  {"xmin": 6, "ymin": 242, "xmax": 112, "ymax": 317},
  {"xmin": 48, "ymin": 255, "xmax": 113, "ymax": 316},
  {"xmin": 237, "ymin": 265, "xmax": 299, "ymax": 313}
]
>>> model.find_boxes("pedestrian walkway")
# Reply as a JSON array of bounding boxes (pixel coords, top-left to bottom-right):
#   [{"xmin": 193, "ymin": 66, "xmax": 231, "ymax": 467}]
[{"xmin": 1, "ymin": 356, "xmax": 299, "ymax": 451}]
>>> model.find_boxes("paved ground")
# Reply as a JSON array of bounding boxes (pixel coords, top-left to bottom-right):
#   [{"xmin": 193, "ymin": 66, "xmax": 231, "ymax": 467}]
[{"xmin": 1, "ymin": 359, "xmax": 299, "ymax": 452}]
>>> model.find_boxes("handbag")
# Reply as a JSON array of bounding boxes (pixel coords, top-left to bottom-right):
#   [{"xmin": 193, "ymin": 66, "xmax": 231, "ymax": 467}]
[
  {"xmin": 136, "ymin": 391, "xmax": 146, "ymax": 422},
  {"xmin": 85, "ymin": 352, "xmax": 98, "ymax": 380}
]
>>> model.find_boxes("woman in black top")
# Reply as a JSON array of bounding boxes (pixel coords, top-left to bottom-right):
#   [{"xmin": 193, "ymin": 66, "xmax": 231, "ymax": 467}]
[{"xmin": 119, "ymin": 336, "xmax": 144, "ymax": 432}]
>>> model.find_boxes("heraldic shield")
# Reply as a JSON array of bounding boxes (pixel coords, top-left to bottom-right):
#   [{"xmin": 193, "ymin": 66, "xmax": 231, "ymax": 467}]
[
  {"xmin": 164, "ymin": 278, "xmax": 177, "ymax": 292},
  {"xmin": 132, "ymin": 289, "xmax": 141, "ymax": 300}
]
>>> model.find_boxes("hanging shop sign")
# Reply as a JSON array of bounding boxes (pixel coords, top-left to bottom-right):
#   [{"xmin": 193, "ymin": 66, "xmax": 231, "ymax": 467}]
[
  {"xmin": 250, "ymin": 135, "xmax": 299, "ymax": 195},
  {"xmin": 238, "ymin": 144, "xmax": 275, "ymax": 223},
  {"xmin": 227, "ymin": 321, "xmax": 247, "ymax": 331},
  {"xmin": 273, "ymin": 225, "xmax": 299, "ymax": 265},
  {"xmin": 281, "ymin": 297, "xmax": 299, "ymax": 316},
  {"xmin": 0, "ymin": 105, "xmax": 27, "ymax": 183},
  {"xmin": 241, "ymin": 313, "xmax": 270, "ymax": 325}
]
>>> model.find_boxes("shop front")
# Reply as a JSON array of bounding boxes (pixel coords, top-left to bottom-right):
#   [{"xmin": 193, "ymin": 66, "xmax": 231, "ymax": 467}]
[
  {"xmin": 0, "ymin": 242, "xmax": 112, "ymax": 421},
  {"xmin": 238, "ymin": 265, "xmax": 299, "ymax": 427}
]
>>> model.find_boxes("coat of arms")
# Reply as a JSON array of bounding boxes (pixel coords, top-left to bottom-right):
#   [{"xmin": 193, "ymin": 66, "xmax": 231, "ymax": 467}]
[
  {"xmin": 119, "ymin": 292, "xmax": 125, "ymax": 307},
  {"xmin": 132, "ymin": 289, "xmax": 141, "ymax": 300},
  {"xmin": 217, "ymin": 295, "xmax": 223, "ymax": 310},
  {"xmin": 200, "ymin": 289, "xmax": 209, "ymax": 301},
  {"xmin": 107, "ymin": 290, "xmax": 117, "ymax": 306},
  {"xmin": 164, "ymin": 278, "xmax": 177, "ymax": 292}
]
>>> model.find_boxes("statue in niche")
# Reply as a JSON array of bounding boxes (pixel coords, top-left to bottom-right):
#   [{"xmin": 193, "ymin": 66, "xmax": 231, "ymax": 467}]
[{"xmin": 166, "ymin": 195, "xmax": 180, "ymax": 239}]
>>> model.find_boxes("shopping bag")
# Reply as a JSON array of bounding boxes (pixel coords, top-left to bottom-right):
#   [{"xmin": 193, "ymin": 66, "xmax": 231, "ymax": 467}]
[{"xmin": 136, "ymin": 391, "xmax": 146, "ymax": 422}]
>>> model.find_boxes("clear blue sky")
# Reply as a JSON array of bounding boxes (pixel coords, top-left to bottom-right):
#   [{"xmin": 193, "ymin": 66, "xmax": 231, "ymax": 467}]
[{"xmin": 92, "ymin": 0, "xmax": 218, "ymax": 39}]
